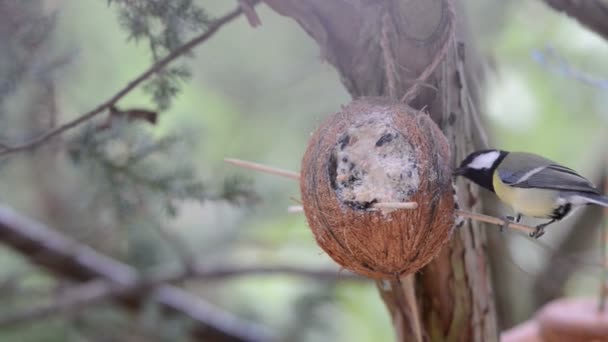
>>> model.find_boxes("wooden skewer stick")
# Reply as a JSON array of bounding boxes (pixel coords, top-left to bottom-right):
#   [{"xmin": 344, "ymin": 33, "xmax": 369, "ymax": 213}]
[
  {"xmin": 455, "ymin": 210, "xmax": 536, "ymax": 235},
  {"xmin": 224, "ymin": 158, "xmax": 300, "ymax": 180},
  {"xmin": 225, "ymin": 158, "xmax": 419, "ymax": 210},
  {"xmin": 371, "ymin": 202, "xmax": 418, "ymax": 210},
  {"xmin": 287, "ymin": 205, "xmax": 304, "ymax": 213},
  {"xmin": 288, "ymin": 205, "xmax": 536, "ymax": 234},
  {"xmin": 288, "ymin": 201, "xmax": 419, "ymax": 213}
]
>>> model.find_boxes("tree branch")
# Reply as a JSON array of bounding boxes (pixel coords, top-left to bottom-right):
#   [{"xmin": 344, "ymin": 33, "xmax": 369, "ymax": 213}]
[
  {"xmin": 542, "ymin": 0, "xmax": 608, "ymax": 40},
  {"xmin": 0, "ymin": 264, "xmax": 364, "ymax": 329},
  {"xmin": 0, "ymin": 2, "xmax": 259, "ymax": 157},
  {"xmin": 0, "ymin": 206, "xmax": 274, "ymax": 342}
]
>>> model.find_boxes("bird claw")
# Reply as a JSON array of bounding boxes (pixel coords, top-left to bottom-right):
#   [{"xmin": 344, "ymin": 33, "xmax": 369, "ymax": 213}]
[
  {"xmin": 530, "ymin": 226, "xmax": 546, "ymax": 239},
  {"xmin": 500, "ymin": 216, "xmax": 514, "ymax": 233},
  {"xmin": 530, "ymin": 219, "xmax": 555, "ymax": 239}
]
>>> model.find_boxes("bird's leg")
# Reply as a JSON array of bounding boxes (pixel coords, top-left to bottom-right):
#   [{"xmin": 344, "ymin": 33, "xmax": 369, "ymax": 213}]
[
  {"xmin": 530, "ymin": 219, "xmax": 556, "ymax": 239},
  {"xmin": 500, "ymin": 215, "xmax": 515, "ymax": 232},
  {"xmin": 514, "ymin": 214, "xmax": 522, "ymax": 223}
]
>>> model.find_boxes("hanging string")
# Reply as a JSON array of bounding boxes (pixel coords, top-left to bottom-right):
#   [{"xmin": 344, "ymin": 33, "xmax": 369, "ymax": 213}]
[{"xmin": 401, "ymin": 0, "xmax": 456, "ymax": 104}]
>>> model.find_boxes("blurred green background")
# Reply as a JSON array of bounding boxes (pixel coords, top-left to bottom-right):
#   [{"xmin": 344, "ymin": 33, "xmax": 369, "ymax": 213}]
[{"xmin": 0, "ymin": 0, "xmax": 607, "ymax": 341}]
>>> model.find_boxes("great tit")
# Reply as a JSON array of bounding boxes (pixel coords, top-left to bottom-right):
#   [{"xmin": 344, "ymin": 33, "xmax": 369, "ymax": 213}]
[{"xmin": 453, "ymin": 149, "xmax": 608, "ymax": 238}]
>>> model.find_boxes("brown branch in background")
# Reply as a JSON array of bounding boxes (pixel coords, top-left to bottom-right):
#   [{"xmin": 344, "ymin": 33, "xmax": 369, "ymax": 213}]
[
  {"xmin": 0, "ymin": 206, "xmax": 274, "ymax": 342},
  {"xmin": 0, "ymin": 263, "xmax": 363, "ymax": 329},
  {"xmin": 0, "ymin": 2, "xmax": 259, "ymax": 157},
  {"xmin": 543, "ymin": 0, "xmax": 608, "ymax": 40}
]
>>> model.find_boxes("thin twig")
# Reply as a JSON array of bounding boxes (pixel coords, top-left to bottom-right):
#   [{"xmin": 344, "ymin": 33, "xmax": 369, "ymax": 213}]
[
  {"xmin": 224, "ymin": 158, "xmax": 301, "ymax": 180},
  {"xmin": 455, "ymin": 210, "xmax": 536, "ymax": 235},
  {"xmin": 0, "ymin": 3, "xmax": 257, "ymax": 157}
]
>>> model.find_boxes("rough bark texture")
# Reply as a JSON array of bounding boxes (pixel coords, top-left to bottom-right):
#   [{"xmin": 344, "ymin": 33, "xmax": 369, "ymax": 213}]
[
  {"xmin": 263, "ymin": 0, "xmax": 497, "ymax": 340},
  {"xmin": 543, "ymin": 0, "xmax": 608, "ymax": 40}
]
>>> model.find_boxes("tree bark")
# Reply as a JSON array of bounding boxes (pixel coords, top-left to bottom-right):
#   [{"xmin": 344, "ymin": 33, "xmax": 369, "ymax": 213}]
[{"xmin": 263, "ymin": 0, "xmax": 497, "ymax": 340}]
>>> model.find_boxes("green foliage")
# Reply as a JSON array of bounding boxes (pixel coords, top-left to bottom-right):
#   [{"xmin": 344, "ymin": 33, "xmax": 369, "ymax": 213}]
[
  {"xmin": 105, "ymin": 0, "xmax": 211, "ymax": 110},
  {"xmin": 67, "ymin": 119, "xmax": 256, "ymax": 221}
]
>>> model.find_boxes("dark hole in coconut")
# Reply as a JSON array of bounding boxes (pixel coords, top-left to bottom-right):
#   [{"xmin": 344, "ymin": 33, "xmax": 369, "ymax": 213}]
[
  {"xmin": 375, "ymin": 133, "xmax": 395, "ymax": 147},
  {"xmin": 328, "ymin": 153, "xmax": 338, "ymax": 190}
]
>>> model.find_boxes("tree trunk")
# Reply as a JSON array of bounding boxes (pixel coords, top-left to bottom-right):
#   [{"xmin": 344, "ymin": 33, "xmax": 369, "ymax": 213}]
[{"xmin": 263, "ymin": 0, "xmax": 498, "ymax": 340}]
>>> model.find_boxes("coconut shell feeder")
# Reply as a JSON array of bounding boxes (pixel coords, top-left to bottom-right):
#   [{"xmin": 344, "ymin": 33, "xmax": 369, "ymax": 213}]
[{"xmin": 299, "ymin": 97, "xmax": 455, "ymax": 278}]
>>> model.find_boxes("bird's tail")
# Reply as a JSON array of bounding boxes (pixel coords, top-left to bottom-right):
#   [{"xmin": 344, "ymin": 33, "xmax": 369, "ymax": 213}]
[{"xmin": 581, "ymin": 193, "xmax": 608, "ymax": 207}]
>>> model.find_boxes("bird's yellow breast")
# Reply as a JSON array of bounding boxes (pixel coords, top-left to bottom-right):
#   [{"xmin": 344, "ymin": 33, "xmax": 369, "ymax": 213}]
[{"xmin": 492, "ymin": 172, "xmax": 558, "ymax": 218}]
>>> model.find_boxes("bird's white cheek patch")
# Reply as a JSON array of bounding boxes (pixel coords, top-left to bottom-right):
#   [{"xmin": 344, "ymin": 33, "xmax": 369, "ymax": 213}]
[{"xmin": 468, "ymin": 151, "xmax": 500, "ymax": 170}]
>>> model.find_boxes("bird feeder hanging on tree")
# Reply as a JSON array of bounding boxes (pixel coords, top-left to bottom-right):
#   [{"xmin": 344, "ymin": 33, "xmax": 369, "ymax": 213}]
[{"xmin": 299, "ymin": 97, "xmax": 457, "ymax": 279}]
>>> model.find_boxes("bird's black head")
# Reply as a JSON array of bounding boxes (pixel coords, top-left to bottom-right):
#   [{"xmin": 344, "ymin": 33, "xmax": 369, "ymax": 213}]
[{"xmin": 453, "ymin": 149, "xmax": 508, "ymax": 192}]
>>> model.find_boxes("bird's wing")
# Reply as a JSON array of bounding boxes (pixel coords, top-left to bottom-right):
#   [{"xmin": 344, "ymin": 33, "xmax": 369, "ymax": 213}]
[
  {"xmin": 496, "ymin": 152, "xmax": 599, "ymax": 193},
  {"xmin": 497, "ymin": 152, "xmax": 555, "ymax": 184},
  {"xmin": 499, "ymin": 164, "xmax": 600, "ymax": 193}
]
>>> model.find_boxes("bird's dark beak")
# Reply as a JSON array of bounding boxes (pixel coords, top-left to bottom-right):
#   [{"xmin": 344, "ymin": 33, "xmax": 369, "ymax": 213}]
[{"xmin": 452, "ymin": 167, "xmax": 465, "ymax": 176}]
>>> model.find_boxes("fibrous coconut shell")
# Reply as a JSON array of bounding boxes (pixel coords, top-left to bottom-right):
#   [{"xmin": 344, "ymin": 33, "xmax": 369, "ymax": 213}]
[{"xmin": 300, "ymin": 97, "xmax": 456, "ymax": 279}]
